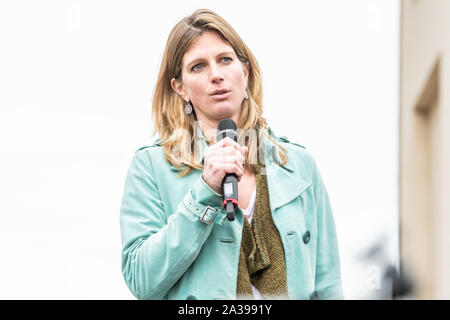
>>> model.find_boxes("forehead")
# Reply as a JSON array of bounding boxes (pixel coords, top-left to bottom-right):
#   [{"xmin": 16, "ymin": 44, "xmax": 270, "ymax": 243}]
[{"xmin": 184, "ymin": 31, "xmax": 234, "ymax": 61}]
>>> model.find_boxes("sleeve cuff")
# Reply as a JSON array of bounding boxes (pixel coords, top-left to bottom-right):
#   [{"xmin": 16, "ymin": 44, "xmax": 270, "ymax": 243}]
[
  {"xmin": 192, "ymin": 175, "xmax": 223, "ymax": 207},
  {"xmin": 182, "ymin": 175, "xmax": 227, "ymax": 225}
]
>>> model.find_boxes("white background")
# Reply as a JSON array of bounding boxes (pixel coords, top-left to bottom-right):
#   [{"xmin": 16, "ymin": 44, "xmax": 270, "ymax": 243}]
[{"xmin": 0, "ymin": 0, "xmax": 399, "ymax": 299}]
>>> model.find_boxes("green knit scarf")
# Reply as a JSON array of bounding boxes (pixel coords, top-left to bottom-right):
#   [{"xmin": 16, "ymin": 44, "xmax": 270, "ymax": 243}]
[{"xmin": 236, "ymin": 166, "xmax": 289, "ymax": 299}]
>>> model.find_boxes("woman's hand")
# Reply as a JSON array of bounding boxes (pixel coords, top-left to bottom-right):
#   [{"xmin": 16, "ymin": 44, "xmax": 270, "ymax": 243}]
[{"xmin": 202, "ymin": 137, "xmax": 248, "ymax": 194}]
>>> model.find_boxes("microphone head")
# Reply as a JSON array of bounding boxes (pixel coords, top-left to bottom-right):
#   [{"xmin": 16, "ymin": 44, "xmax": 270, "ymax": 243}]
[
  {"xmin": 218, "ymin": 118, "xmax": 237, "ymax": 131},
  {"xmin": 217, "ymin": 118, "xmax": 238, "ymax": 142}
]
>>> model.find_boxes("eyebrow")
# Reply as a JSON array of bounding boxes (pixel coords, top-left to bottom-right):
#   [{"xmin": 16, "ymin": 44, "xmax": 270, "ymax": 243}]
[{"xmin": 185, "ymin": 51, "xmax": 236, "ymax": 69}]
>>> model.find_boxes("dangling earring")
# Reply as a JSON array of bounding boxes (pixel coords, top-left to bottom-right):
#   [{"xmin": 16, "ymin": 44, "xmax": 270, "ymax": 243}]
[
  {"xmin": 244, "ymin": 89, "xmax": 249, "ymax": 100},
  {"xmin": 184, "ymin": 101, "xmax": 193, "ymax": 115}
]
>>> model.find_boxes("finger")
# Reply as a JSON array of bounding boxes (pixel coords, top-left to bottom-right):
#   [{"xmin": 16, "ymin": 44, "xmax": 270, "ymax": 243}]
[
  {"xmin": 209, "ymin": 155, "xmax": 244, "ymax": 171},
  {"xmin": 215, "ymin": 146, "xmax": 245, "ymax": 163},
  {"xmin": 213, "ymin": 137, "xmax": 242, "ymax": 151},
  {"xmin": 212, "ymin": 138, "xmax": 248, "ymax": 160},
  {"xmin": 218, "ymin": 163, "xmax": 243, "ymax": 178},
  {"xmin": 205, "ymin": 144, "xmax": 238, "ymax": 161}
]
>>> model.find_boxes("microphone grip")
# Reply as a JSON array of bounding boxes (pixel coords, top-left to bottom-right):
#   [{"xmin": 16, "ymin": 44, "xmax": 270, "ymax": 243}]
[
  {"xmin": 225, "ymin": 202, "xmax": 235, "ymax": 221},
  {"xmin": 222, "ymin": 173, "xmax": 238, "ymax": 221}
]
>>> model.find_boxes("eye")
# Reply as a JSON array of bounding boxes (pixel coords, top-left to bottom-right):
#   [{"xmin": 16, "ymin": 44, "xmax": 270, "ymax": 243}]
[
  {"xmin": 191, "ymin": 63, "xmax": 203, "ymax": 71},
  {"xmin": 190, "ymin": 57, "xmax": 232, "ymax": 72}
]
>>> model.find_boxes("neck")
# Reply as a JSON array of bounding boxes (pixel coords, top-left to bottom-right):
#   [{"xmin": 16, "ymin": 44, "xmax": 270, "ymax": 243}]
[{"xmin": 196, "ymin": 113, "xmax": 240, "ymax": 143}]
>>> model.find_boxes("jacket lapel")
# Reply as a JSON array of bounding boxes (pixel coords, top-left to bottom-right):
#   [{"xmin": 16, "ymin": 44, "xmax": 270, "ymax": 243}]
[{"xmin": 262, "ymin": 136, "xmax": 312, "ymax": 212}]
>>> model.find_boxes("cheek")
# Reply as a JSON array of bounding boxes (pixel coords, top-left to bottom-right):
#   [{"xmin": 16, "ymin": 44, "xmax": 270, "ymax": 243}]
[
  {"xmin": 230, "ymin": 67, "xmax": 246, "ymax": 88},
  {"xmin": 186, "ymin": 78, "xmax": 207, "ymax": 98}
]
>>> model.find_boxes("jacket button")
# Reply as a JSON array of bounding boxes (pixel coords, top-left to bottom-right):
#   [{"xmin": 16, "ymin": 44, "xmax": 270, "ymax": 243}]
[{"xmin": 303, "ymin": 231, "xmax": 311, "ymax": 244}]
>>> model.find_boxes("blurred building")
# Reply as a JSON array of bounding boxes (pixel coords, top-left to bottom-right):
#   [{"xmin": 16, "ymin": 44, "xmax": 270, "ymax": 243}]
[{"xmin": 400, "ymin": 0, "xmax": 450, "ymax": 299}]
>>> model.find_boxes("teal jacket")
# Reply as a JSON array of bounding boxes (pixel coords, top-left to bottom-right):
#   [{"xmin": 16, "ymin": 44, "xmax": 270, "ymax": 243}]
[{"xmin": 120, "ymin": 128, "xmax": 343, "ymax": 300}]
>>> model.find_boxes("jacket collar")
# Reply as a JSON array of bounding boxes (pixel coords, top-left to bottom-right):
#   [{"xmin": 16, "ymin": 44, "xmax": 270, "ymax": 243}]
[{"xmin": 191, "ymin": 123, "xmax": 312, "ymax": 212}]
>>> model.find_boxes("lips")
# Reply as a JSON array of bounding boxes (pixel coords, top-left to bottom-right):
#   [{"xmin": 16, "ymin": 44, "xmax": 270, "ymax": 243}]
[
  {"xmin": 210, "ymin": 88, "xmax": 231, "ymax": 96},
  {"xmin": 210, "ymin": 91, "xmax": 231, "ymax": 100}
]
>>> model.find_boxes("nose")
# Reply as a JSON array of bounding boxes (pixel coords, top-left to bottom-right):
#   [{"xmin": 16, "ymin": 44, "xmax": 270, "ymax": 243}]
[{"xmin": 209, "ymin": 62, "xmax": 224, "ymax": 83}]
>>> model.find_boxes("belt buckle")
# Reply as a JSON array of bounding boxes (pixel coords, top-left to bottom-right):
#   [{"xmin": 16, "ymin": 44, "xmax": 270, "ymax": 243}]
[{"xmin": 200, "ymin": 206, "xmax": 217, "ymax": 224}]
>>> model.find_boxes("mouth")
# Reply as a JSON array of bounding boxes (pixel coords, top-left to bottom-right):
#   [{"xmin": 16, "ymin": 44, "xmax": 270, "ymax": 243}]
[
  {"xmin": 210, "ymin": 89, "xmax": 231, "ymax": 100},
  {"xmin": 211, "ymin": 88, "xmax": 231, "ymax": 95}
]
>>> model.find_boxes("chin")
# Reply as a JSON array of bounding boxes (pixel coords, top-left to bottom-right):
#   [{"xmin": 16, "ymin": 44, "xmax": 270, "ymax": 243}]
[
  {"xmin": 215, "ymin": 109, "xmax": 238, "ymax": 120},
  {"xmin": 214, "ymin": 102, "xmax": 239, "ymax": 115}
]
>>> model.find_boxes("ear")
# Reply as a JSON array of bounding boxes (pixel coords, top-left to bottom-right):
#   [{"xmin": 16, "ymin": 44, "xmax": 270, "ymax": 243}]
[
  {"xmin": 242, "ymin": 62, "xmax": 250, "ymax": 87},
  {"xmin": 171, "ymin": 78, "xmax": 189, "ymax": 102}
]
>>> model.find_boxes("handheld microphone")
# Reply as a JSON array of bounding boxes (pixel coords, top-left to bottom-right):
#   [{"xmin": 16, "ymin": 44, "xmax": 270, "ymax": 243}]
[{"xmin": 216, "ymin": 119, "xmax": 239, "ymax": 222}]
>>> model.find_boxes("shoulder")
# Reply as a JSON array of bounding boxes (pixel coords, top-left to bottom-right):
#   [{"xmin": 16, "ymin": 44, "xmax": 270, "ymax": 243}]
[
  {"xmin": 276, "ymin": 135, "xmax": 312, "ymax": 168},
  {"xmin": 267, "ymin": 127, "xmax": 306, "ymax": 150},
  {"xmin": 275, "ymin": 136, "xmax": 325, "ymax": 186},
  {"xmin": 131, "ymin": 138, "xmax": 167, "ymax": 169},
  {"xmin": 268, "ymin": 128, "xmax": 309, "ymax": 162},
  {"xmin": 134, "ymin": 138, "xmax": 165, "ymax": 159},
  {"xmin": 267, "ymin": 130, "xmax": 316, "ymax": 178},
  {"xmin": 280, "ymin": 138, "xmax": 313, "ymax": 172},
  {"xmin": 135, "ymin": 138, "xmax": 164, "ymax": 153},
  {"xmin": 275, "ymin": 135, "xmax": 307, "ymax": 151}
]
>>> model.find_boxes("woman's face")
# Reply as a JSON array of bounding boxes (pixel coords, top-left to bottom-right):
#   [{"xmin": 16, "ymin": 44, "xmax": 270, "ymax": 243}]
[{"xmin": 171, "ymin": 31, "xmax": 249, "ymax": 126}]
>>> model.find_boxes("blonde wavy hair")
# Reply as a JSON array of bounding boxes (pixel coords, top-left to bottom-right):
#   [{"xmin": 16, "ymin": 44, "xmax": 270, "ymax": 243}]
[{"xmin": 151, "ymin": 8, "xmax": 287, "ymax": 177}]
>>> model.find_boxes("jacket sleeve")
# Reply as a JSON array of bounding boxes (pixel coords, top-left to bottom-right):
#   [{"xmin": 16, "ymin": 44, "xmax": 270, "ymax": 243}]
[
  {"xmin": 309, "ymin": 154, "xmax": 344, "ymax": 300},
  {"xmin": 119, "ymin": 148, "xmax": 224, "ymax": 299}
]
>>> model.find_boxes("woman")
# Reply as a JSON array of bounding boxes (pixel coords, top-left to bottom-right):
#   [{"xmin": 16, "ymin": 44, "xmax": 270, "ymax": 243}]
[{"xmin": 120, "ymin": 8, "xmax": 343, "ymax": 300}]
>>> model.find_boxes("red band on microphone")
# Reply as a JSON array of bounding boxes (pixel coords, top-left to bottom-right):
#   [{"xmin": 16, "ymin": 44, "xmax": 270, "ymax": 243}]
[{"xmin": 223, "ymin": 198, "xmax": 238, "ymax": 209}]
